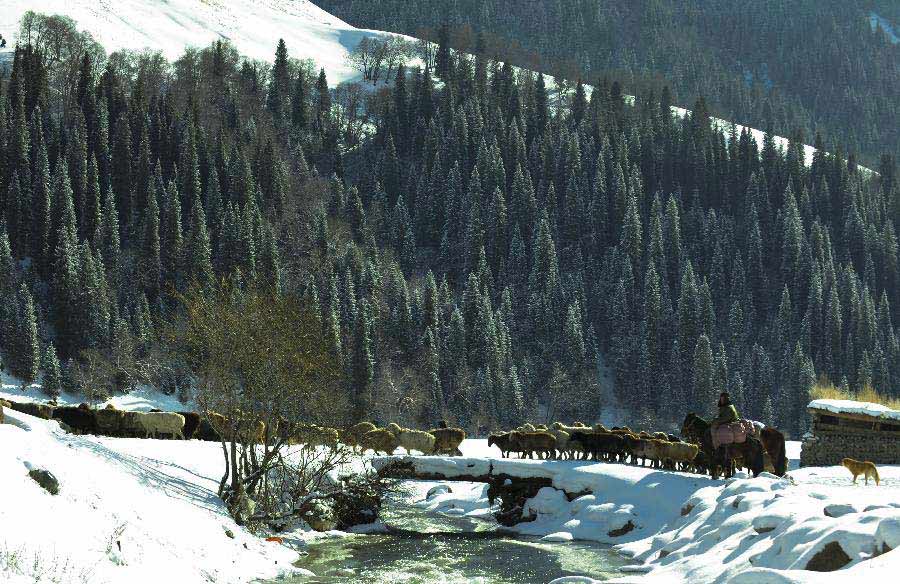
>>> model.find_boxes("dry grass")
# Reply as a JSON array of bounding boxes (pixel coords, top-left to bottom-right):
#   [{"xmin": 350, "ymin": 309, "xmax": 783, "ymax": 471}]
[{"xmin": 810, "ymin": 378, "xmax": 900, "ymax": 411}]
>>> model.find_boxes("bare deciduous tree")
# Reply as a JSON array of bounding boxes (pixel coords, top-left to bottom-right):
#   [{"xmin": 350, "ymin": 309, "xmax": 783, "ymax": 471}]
[{"xmin": 169, "ymin": 282, "xmax": 348, "ymax": 524}]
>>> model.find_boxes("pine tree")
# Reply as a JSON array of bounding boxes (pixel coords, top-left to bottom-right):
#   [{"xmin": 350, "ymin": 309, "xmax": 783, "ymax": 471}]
[{"xmin": 41, "ymin": 344, "xmax": 63, "ymax": 399}]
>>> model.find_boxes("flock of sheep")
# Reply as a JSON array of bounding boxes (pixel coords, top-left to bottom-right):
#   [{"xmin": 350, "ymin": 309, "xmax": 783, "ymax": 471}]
[
  {"xmin": 0, "ymin": 399, "xmax": 701, "ymax": 474},
  {"xmin": 0, "ymin": 399, "xmax": 468, "ymax": 457},
  {"xmin": 488, "ymin": 422, "xmax": 703, "ymax": 473}
]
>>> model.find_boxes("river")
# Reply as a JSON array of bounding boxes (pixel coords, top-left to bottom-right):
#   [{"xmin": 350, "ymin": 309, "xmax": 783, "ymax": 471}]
[{"xmin": 271, "ymin": 480, "xmax": 628, "ymax": 583}]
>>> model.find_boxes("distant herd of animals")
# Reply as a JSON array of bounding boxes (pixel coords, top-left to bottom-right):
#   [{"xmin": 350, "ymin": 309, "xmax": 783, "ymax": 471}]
[
  {"xmin": 17, "ymin": 399, "xmax": 883, "ymax": 483},
  {"xmin": 0, "ymin": 399, "xmax": 466, "ymax": 457},
  {"xmin": 487, "ymin": 416, "xmax": 786, "ymax": 480}
]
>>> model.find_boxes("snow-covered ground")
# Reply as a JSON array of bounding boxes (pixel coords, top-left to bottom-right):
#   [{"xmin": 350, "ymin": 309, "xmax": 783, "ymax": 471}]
[
  {"xmin": 2, "ymin": 403, "xmax": 898, "ymax": 584},
  {"xmin": 386, "ymin": 439, "xmax": 900, "ymax": 583},
  {"xmin": 0, "ymin": 407, "xmax": 324, "ymax": 584},
  {"xmin": 0, "ymin": 0, "xmax": 410, "ymax": 85}
]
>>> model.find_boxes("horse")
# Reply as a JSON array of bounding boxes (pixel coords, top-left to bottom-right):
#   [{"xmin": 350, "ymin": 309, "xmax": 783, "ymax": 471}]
[
  {"xmin": 760, "ymin": 426, "xmax": 787, "ymax": 476},
  {"xmin": 681, "ymin": 413, "xmax": 765, "ymax": 479}
]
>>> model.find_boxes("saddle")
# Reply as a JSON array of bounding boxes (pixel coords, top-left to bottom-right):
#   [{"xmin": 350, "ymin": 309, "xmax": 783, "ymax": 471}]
[{"xmin": 712, "ymin": 419, "xmax": 757, "ymax": 450}]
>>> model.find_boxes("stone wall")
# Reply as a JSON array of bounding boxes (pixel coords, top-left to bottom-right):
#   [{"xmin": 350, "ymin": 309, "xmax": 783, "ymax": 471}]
[{"xmin": 800, "ymin": 429, "xmax": 900, "ymax": 467}]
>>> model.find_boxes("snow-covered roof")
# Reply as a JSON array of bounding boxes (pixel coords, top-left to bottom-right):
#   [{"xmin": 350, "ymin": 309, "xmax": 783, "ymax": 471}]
[{"xmin": 808, "ymin": 398, "xmax": 900, "ymax": 422}]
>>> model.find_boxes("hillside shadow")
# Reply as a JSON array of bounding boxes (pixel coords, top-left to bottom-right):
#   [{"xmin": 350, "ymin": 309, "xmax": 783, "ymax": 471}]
[{"xmin": 66, "ymin": 435, "xmax": 224, "ymax": 513}]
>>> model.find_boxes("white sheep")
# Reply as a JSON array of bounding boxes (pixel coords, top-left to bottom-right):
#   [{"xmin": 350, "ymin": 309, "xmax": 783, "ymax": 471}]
[
  {"xmin": 546, "ymin": 427, "xmax": 570, "ymax": 458},
  {"xmin": 140, "ymin": 412, "xmax": 185, "ymax": 439},
  {"xmin": 397, "ymin": 429, "xmax": 436, "ymax": 455}
]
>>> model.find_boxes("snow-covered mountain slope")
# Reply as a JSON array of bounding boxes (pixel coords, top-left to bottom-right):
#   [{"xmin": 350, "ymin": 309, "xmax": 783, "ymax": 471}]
[
  {"xmin": 0, "ymin": 0, "xmax": 406, "ymax": 84},
  {"xmin": 0, "ymin": 1, "xmax": 867, "ymax": 170}
]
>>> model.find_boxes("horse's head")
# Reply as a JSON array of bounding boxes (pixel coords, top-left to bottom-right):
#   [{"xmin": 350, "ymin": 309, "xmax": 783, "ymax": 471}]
[{"xmin": 681, "ymin": 413, "xmax": 698, "ymax": 437}]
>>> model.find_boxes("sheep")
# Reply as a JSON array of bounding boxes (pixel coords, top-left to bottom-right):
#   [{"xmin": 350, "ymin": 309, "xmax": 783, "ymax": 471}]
[
  {"xmin": 553, "ymin": 423, "xmax": 588, "ymax": 459},
  {"xmin": 397, "ymin": 429, "xmax": 436, "ymax": 455},
  {"xmin": 653, "ymin": 432, "xmax": 669, "ymax": 441},
  {"xmin": 341, "ymin": 422, "xmax": 378, "ymax": 450},
  {"xmin": 139, "ymin": 412, "xmax": 185, "ymax": 439},
  {"xmin": 660, "ymin": 441, "xmax": 699, "ymax": 472},
  {"xmin": 516, "ymin": 423, "xmax": 536, "ymax": 433},
  {"xmin": 534, "ymin": 424, "xmax": 548, "ymax": 431},
  {"xmin": 429, "ymin": 427, "xmax": 466, "ymax": 456},
  {"xmin": 95, "ymin": 405, "xmax": 125, "ymax": 436},
  {"xmin": 177, "ymin": 411, "xmax": 202, "ymax": 439},
  {"xmin": 195, "ymin": 417, "xmax": 220, "ymax": 441},
  {"xmin": 10, "ymin": 401, "xmax": 54, "ymax": 420},
  {"xmin": 120, "ymin": 411, "xmax": 146, "ymax": 437},
  {"xmin": 52, "ymin": 404, "xmax": 96, "ymax": 434},
  {"xmin": 509, "ymin": 431, "xmax": 557, "ymax": 459},
  {"xmin": 593, "ymin": 423, "xmax": 609, "ymax": 433},
  {"xmin": 386, "ymin": 422, "xmax": 403, "ymax": 435},
  {"xmin": 488, "ymin": 432, "xmax": 513, "ymax": 457},
  {"xmin": 573, "ymin": 422, "xmax": 588, "ymax": 428},
  {"xmin": 0, "ymin": 403, "xmax": 4, "ymax": 424},
  {"xmin": 546, "ymin": 427, "xmax": 570, "ymax": 459},
  {"xmin": 0, "ymin": 398, "xmax": 12, "ymax": 408},
  {"xmin": 360, "ymin": 429, "xmax": 399, "ymax": 455},
  {"xmin": 569, "ymin": 431, "xmax": 624, "ymax": 462},
  {"xmin": 290, "ymin": 424, "xmax": 340, "ymax": 448},
  {"xmin": 208, "ymin": 412, "xmax": 265, "ymax": 443}
]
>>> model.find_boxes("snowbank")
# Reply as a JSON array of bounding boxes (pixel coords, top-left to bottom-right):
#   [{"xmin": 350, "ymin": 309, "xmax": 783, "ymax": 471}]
[
  {"xmin": 382, "ymin": 439, "xmax": 900, "ymax": 582},
  {"xmin": 807, "ymin": 398, "xmax": 900, "ymax": 422},
  {"xmin": 0, "ymin": 407, "xmax": 309, "ymax": 584}
]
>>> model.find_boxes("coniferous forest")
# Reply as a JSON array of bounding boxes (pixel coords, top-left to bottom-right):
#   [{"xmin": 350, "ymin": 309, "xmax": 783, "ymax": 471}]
[
  {"xmin": 1, "ymin": 12, "xmax": 899, "ymax": 438},
  {"xmin": 314, "ymin": 0, "xmax": 900, "ymax": 167}
]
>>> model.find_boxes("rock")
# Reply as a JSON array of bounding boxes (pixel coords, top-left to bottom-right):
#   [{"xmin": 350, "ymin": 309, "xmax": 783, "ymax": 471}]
[
  {"xmin": 824, "ymin": 504, "xmax": 857, "ymax": 518},
  {"xmin": 805, "ymin": 541, "xmax": 851, "ymax": 572},
  {"xmin": 681, "ymin": 504, "xmax": 694, "ymax": 516},
  {"xmin": 607, "ymin": 520, "xmax": 635, "ymax": 537},
  {"xmin": 426, "ymin": 484, "xmax": 452, "ymax": 499},
  {"xmin": 28, "ymin": 469, "xmax": 59, "ymax": 495},
  {"xmin": 875, "ymin": 517, "xmax": 900, "ymax": 553}
]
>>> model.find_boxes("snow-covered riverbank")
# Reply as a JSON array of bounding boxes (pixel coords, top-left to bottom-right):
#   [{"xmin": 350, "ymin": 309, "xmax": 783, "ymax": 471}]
[
  {"xmin": 0, "ymin": 407, "xmax": 316, "ymax": 584},
  {"xmin": 388, "ymin": 440, "xmax": 900, "ymax": 582},
  {"xmin": 3, "ymin": 409, "xmax": 898, "ymax": 584}
]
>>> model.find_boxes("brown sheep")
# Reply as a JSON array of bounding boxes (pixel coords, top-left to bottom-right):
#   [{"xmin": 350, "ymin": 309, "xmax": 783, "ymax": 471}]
[
  {"xmin": 177, "ymin": 411, "xmax": 202, "ymax": 439},
  {"xmin": 359, "ymin": 429, "xmax": 399, "ymax": 455},
  {"xmin": 429, "ymin": 427, "xmax": 466, "ymax": 456},
  {"xmin": 95, "ymin": 406, "xmax": 125, "ymax": 435},
  {"xmin": 52, "ymin": 405, "xmax": 97, "ymax": 434},
  {"xmin": 569, "ymin": 431, "xmax": 625, "ymax": 462},
  {"xmin": 509, "ymin": 431, "xmax": 557, "ymax": 459},
  {"xmin": 290, "ymin": 424, "xmax": 340, "ymax": 448},
  {"xmin": 341, "ymin": 422, "xmax": 378, "ymax": 451},
  {"xmin": 194, "ymin": 417, "xmax": 220, "ymax": 441},
  {"xmin": 10, "ymin": 401, "xmax": 54, "ymax": 420},
  {"xmin": 209, "ymin": 412, "xmax": 265, "ymax": 443},
  {"xmin": 488, "ymin": 432, "xmax": 513, "ymax": 457}
]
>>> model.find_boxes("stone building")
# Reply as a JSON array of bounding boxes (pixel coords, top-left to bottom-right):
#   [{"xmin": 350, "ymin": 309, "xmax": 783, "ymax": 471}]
[{"xmin": 800, "ymin": 399, "xmax": 900, "ymax": 467}]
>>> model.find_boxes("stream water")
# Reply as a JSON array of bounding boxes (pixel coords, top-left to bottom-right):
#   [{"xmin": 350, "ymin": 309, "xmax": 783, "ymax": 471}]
[{"xmin": 274, "ymin": 481, "xmax": 628, "ymax": 583}]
